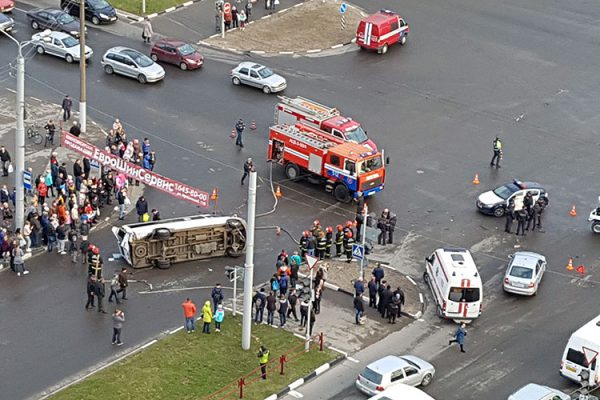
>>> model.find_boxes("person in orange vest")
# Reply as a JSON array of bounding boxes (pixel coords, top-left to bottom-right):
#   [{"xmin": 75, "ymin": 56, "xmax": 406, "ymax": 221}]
[{"xmin": 182, "ymin": 298, "xmax": 197, "ymax": 333}]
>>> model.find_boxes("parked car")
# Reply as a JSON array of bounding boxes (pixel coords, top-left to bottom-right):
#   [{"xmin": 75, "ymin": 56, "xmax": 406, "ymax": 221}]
[
  {"xmin": 150, "ymin": 39, "xmax": 204, "ymax": 70},
  {"xmin": 27, "ymin": 8, "xmax": 86, "ymax": 38},
  {"xmin": 32, "ymin": 31, "xmax": 93, "ymax": 63},
  {"xmin": 230, "ymin": 61, "xmax": 287, "ymax": 94},
  {"xmin": 61, "ymin": 0, "xmax": 117, "ymax": 25},
  {"xmin": 476, "ymin": 179, "xmax": 549, "ymax": 217},
  {"xmin": 0, "ymin": 0, "xmax": 15, "ymax": 13},
  {"xmin": 356, "ymin": 355, "xmax": 435, "ymax": 396},
  {"xmin": 0, "ymin": 11, "xmax": 13, "ymax": 32},
  {"xmin": 503, "ymin": 251, "xmax": 546, "ymax": 296},
  {"xmin": 508, "ymin": 383, "xmax": 571, "ymax": 400},
  {"xmin": 101, "ymin": 46, "xmax": 165, "ymax": 84},
  {"xmin": 368, "ymin": 383, "xmax": 436, "ymax": 400}
]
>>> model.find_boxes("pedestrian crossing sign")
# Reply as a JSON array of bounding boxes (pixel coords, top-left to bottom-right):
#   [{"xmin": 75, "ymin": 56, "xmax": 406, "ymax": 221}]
[{"xmin": 352, "ymin": 244, "xmax": 364, "ymax": 260}]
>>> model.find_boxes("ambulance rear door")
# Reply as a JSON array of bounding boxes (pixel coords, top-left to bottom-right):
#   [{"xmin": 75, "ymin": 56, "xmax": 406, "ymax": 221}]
[{"xmin": 112, "ymin": 227, "xmax": 132, "ymax": 265}]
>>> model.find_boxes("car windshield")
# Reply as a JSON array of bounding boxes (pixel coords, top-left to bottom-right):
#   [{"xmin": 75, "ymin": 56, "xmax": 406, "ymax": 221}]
[
  {"xmin": 448, "ymin": 287, "xmax": 480, "ymax": 302},
  {"xmin": 62, "ymin": 36, "xmax": 79, "ymax": 48},
  {"xmin": 57, "ymin": 13, "xmax": 75, "ymax": 24},
  {"xmin": 359, "ymin": 156, "xmax": 383, "ymax": 174},
  {"xmin": 493, "ymin": 184, "xmax": 519, "ymax": 200},
  {"xmin": 124, "ymin": 51, "xmax": 153, "ymax": 67},
  {"xmin": 90, "ymin": 0, "xmax": 111, "ymax": 7},
  {"xmin": 258, "ymin": 67, "xmax": 273, "ymax": 79},
  {"xmin": 360, "ymin": 367, "xmax": 383, "ymax": 385},
  {"xmin": 509, "ymin": 265, "xmax": 533, "ymax": 279},
  {"xmin": 178, "ymin": 44, "xmax": 196, "ymax": 56},
  {"xmin": 345, "ymin": 125, "xmax": 369, "ymax": 143}
]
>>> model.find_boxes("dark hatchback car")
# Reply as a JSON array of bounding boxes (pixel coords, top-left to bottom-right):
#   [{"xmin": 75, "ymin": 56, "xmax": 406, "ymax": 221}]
[
  {"xmin": 150, "ymin": 39, "xmax": 204, "ymax": 71},
  {"xmin": 61, "ymin": 0, "xmax": 117, "ymax": 25},
  {"xmin": 27, "ymin": 8, "xmax": 85, "ymax": 38}
]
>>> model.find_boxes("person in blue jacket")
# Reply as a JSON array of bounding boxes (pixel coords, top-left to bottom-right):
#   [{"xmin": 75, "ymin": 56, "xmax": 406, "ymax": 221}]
[{"xmin": 449, "ymin": 323, "xmax": 467, "ymax": 352}]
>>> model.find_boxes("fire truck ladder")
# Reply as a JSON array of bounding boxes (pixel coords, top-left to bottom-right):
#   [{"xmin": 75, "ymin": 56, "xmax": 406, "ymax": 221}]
[
  {"xmin": 278, "ymin": 96, "xmax": 339, "ymax": 121},
  {"xmin": 276, "ymin": 124, "xmax": 338, "ymax": 150}
]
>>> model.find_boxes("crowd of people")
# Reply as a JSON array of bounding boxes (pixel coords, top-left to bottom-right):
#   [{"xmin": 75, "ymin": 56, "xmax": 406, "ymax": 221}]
[{"xmin": 353, "ymin": 263, "xmax": 405, "ymax": 325}]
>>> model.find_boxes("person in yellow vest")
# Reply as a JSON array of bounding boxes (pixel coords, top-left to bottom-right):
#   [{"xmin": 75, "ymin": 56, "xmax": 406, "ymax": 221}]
[
  {"xmin": 202, "ymin": 300, "xmax": 213, "ymax": 334},
  {"xmin": 490, "ymin": 136, "xmax": 502, "ymax": 168},
  {"xmin": 257, "ymin": 345, "xmax": 270, "ymax": 379}
]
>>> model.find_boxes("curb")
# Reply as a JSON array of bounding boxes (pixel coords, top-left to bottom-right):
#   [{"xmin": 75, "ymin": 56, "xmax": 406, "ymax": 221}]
[{"xmin": 120, "ymin": 0, "xmax": 204, "ymax": 22}]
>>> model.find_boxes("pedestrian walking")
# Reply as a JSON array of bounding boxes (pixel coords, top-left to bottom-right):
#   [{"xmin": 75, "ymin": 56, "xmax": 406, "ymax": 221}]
[
  {"xmin": 111, "ymin": 309, "xmax": 125, "ymax": 346},
  {"xmin": 235, "ymin": 119, "xmax": 245, "ymax": 148},
  {"xmin": 13, "ymin": 245, "xmax": 28, "ymax": 276},
  {"xmin": 377, "ymin": 209, "xmax": 390, "ymax": 245},
  {"xmin": 257, "ymin": 345, "xmax": 270, "ymax": 379},
  {"xmin": 504, "ymin": 199, "xmax": 515, "ymax": 233},
  {"xmin": 368, "ymin": 277, "xmax": 377, "ymax": 308},
  {"xmin": 490, "ymin": 136, "xmax": 502, "ymax": 168},
  {"xmin": 241, "ymin": 158, "xmax": 254, "ymax": 185},
  {"xmin": 202, "ymin": 300, "xmax": 213, "ymax": 334},
  {"xmin": 266, "ymin": 291, "xmax": 277, "ymax": 325},
  {"xmin": 56, "ymin": 222, "xmax": 67, "ymax": 255},
  {"xmin": 0, "ymin": 146, "xmax": 11, "ymax": 177},
  {"xmin": 135, "ymin": 196, "xmax": 148, "ymax": 222},
  {"xmin": 68, "ymin": 228, "xmax": 78, "ymax": 263},
  {"xmin": 85, "ymin": 276, "xmax": 96, "ymax": 310},
  {"xmin": 182, "ymin": 298, "xmax": 197, "ymax": 333},
  {"xmin": 62, "ymin": 95, "xmax": 72, "ymax": 121},
  {"xmin": 287, "ymin": 289, "xmax": 299, "ymax": 321},
  {"xmin": 300, "ymin": 298, "xmax": 309, "ymax": 327},
  {"xmin": 515, "ymin": 208, "xmax": 527, "ymax": 236},
  {"xmin": 253, "ymin": 288, "xmax": 266, "ymax": 323},
  {"xmin": 278, "ymin": 295, "xmax": 288, "ymax": 326},
  {"xmin": 449, "ymin": 323, "xmax": 467, "ymax": 352},
  {"xmin": 214, "ymin": 304, "xmax": 224, "ymax": 332},
  {"xmin": 108, "ymin": 273, "xmax": 121, "ymax": 304},
  {"xmin": 141, "ymin": 17, "xmax": 153, "ymax": 43},
  {"xmin": 211, "ymin": 283, "xmax": 224, "ymax": 313},
  {"xmin": 94, "ymin": 276, "xmax": 107, "ymax": 313},
  {"xmin": 118, "ymin": 267, "xmax": 129, "ymax": 300},
  {"xmin": 353, "ymin": 293, "xmax": 364, "ymax": 325},
  {"xmin": 117, "ymin": 188, "xmax": 127, "ymax": 220}
]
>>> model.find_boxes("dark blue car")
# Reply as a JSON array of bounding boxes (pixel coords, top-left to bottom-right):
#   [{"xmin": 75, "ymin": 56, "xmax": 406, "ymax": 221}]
[{"xmin": 61, "ymin": 0, "xmax": 117, "ymax": 25}]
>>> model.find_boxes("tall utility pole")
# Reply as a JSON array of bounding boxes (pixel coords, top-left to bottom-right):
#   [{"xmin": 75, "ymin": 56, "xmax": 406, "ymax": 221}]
[
  {"xmin": 241, "ymin": 170, "xmax": 257, "ymax": 350},
  {"xmin": 359, "ymin": 203, "xmax": 368, "ymax": 280},
  {"xmin": 79, "ymin": 0, "xmax": 87, "ymax": 134},
  {"xmin": 15, "ymin": 54, "xmax": 24, "ymax": 232}
]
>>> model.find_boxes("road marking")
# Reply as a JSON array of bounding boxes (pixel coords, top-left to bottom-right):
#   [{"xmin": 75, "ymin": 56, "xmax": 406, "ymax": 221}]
[
  {"xmin": 141, "ymin": 339, "xmax": 157, "ymax": 349},
  {"xmin": 347, "ymin": 356, "xmax": 360, "ymax": 363},
  {"xmin": 406, "ymin": 275, "xmax": 417, "ymax": 286},
  {"xmin": 6, "ymin": 88, "xmax": 15, "ymax": 94},
  {"xmin": 139, "ymin": 285, "xmax": 233, "ymax": 294},
  {"xmin": 419, "ymin": 293, "xmax": 424, "ymax": 303},
  {"xmin": 328, "ymin": 346, "xmax": 348, "ymax": 357},
  {"xmin": 288, "ymin": 390, "xmax": 304, "ymax": 398},
  {"xmin": 170, "ymin": 326, "xmax": 184, "ymax": 334}
]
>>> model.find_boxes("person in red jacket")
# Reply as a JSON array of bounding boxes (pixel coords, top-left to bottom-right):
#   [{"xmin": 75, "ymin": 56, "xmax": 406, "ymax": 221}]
[{"xmin": 182, "ymin": 298, "xmax": 197, "ymax": 333}]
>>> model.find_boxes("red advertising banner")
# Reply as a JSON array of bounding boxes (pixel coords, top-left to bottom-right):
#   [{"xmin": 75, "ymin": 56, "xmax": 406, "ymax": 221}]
[{"xmin": 61, "ymin": 132, "xmax": 209, "ymax": 207}]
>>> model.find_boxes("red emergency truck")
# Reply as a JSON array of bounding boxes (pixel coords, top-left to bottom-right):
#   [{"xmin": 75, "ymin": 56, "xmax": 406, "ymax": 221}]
[
  {"xmin": 356, "ymin": 9, "xmax": 409, "ymax": 54},
  {"xmin": 275, "ymin": 95, "xmax": 378, "ymax": 151},
  {"xmin": 268, "ymin": 123, "xmax": 385, "ymax": 203}
]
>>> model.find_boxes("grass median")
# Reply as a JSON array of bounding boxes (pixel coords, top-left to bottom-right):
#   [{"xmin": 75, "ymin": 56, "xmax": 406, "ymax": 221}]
[
  {"xmin": 51, "ymin": 315, "xmax": 336, "ymax": 400},
  {"xmin": 110, "ymin": 0, "xmax": 189, "ymax": 15}
]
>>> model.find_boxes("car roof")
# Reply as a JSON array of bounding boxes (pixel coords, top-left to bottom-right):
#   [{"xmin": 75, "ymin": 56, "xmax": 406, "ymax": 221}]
[
  {"xmin": 510, "ymin": 383, "xmax": 559, "ymax": 399},
  {"xmin": 237, "ymin": 61, "xmax": 264, "ymax": 69},
  {"xmin": 511, "ymin": 252, "xmax": 544, "ymax": 268},
  {"xmin": 108, "ymin": 46, "xmax": 139, "ymax": 55},
  {"xmin": 365, "ymin": 355, "xmax": 408, "ymax": 374},
  {"xmin": 43, "ymin": 8, "xmax": 66, "ymax": 16},
  {"xmin": 362, "ymin": 10, "xmax": 399, "ymax": 25},
  {"xmin": 49, "ymin": 31, "xmax": 72, "ymax": 39}
]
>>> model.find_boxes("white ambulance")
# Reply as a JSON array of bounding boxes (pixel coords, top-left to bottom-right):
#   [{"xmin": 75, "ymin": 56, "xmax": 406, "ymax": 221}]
[
  {"xmin": 424, "ymin": 248, "xmax": 483, "ymax": 322},
  {"xmin": 560, "ymin": 314, "xmax": 600, "ymax": 389}
]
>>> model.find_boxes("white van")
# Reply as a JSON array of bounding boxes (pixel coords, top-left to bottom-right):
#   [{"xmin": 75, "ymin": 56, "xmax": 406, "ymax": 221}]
[
  {"xmin": 112, "ymin": 214, "xmax": 246, "ymax": 269},
  {"xmin": 424, "ymin": 247, "xmax": 483, "ymax": 322},
  {"xmin": 560, "ymin": 314, "xmax": 600, "ymax": 388},
  {"xmin": 368, "ymin": 383, "xmax": 436, "ymax": 400}
]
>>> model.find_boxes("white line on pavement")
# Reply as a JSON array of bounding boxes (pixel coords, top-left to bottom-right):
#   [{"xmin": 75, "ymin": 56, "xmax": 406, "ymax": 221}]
[
  {"xmin": 288, "ymin": 390, "xmax": 304, "ymax": 398},
  {"xmin": 289, "ymin": 378, "xmax": 304, "ymax": 390},
  {"xmin": 141, "ymin": 339, "xmax": 158, "ymax": 349},
  {"xmin": 406, "ymin": 276, "xmax": 417, "ymax": 286},
  {"xmin": 419, "ymin": 293, "xmax": 424, "ymax": 303},
  {"xmin": 347, "ymin": 356, "xmax": 360, "ymax": 363},
  {"xmin": 170, "ymin": 326, "xmax": 184, "ymax": 334},
  {"xmin": 138, "ymin": 285, "xmax": 233, "ymax": 294}
]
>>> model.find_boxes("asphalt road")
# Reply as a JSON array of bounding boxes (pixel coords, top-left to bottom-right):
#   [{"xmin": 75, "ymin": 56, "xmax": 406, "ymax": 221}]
[{"xmin": 1, "ymin": 0, "xmax": 600, "ymax": 398}]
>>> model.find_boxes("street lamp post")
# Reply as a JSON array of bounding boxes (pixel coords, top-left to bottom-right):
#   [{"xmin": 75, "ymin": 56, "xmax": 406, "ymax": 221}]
[
  {"xmin": 0, "ymin": 30, "xmax": 50, "ymax": 232},
  {"xmin": 79, "ymin": 0, "xmax": 87, "ymax": 134},
  {"xmin": 241, "ymin": 169, "xmax": 257, "ymax": 350}
]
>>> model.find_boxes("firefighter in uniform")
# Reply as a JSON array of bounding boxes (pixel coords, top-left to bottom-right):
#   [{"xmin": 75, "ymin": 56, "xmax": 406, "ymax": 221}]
[
  {"xmin": 88, "ymin": 245, "xmax": 103, "ymax": 279},
  {"xmin": 343, "ymin": 220, "xmax": 354, "ymax": 239},
  {"xmin": 335, "ymin": 225, "xmax": 344, "ymax": 257},
  {"xmin": 324, "ymin": 227, "xmax": 333, "ymax": 258},
  {"xmin": 299, "ymin": 231, "xmax": 309, "ymax": 258},
  {"xmin": 316, "ymin": 231, "xmax": 327, "ymax": 260},
  {"xmin": 311, "ymin": 219, "xmax": 323, "ymax": 239},
  {"xmin": 344, "ymin": 231, "xmax": 355, "ymax": 263}
]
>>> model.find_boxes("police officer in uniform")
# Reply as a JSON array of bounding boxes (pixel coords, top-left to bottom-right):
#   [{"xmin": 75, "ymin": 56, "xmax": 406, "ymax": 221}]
[
  {"xmin": 515, "ymin": 208, "xmax": 527, "ymax": 236},
  {"xmin": 377, "ymin": 209, "xmax": 390, "ymax": 245},
  {"xmin": 490, "ymin": 136, "xmax": 502, "ymax": 168},
  {"xmin": 299, "ymin": 231, "xmax": 309, "ymax": 258},
  {"xmin": 505, "ymin": 199, "xmax": 515, "ymax": 233},
  {"xmin": 387, "ymin": 211, "xmax": 397, "ymax": 244},
  {"xmin": 526, "ymin": 201, "xmax": 542, "ymax": 231},
  {"xmin": 345, "ymin": 231, "xmax": 355, "ymax": 263},
  {"xmin": 535, "ymin": 199, "xmax": 546, "ymax": 229},
  {"xmin": 316, "ymin": 232, "xmax": 326, "ymax": 260},
  {"xmin": 523, "ymin": 192, "xmax": 534, "ymax": 213},
  {"xmin": 335, "ymin": 225, "xmax": 344, "ymax": 257},
  {"xmin": 355, "ymin": 210, "xmax": 364, "ymax": 242},
  {"xmin": 324, "ymin": 227, "xmax": 333, "ymax": 258}
]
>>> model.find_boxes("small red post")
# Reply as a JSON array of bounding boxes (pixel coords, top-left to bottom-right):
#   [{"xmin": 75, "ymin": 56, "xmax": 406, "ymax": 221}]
[
  {"xmin": 319, "ymin": 332, "xmax": 324, "ymax": 351},
  {"xmin": 238, "ymin": 377, "xmax": 245, "ymax": 398},
  {"xmin": 280, "ymin": 354, "xmax": 286, "ymax": 375}
]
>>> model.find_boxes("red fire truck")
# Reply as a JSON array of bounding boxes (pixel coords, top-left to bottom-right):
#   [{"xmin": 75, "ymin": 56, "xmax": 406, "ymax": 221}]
[
  {"xmin": 275, "ymin": 95, "xmax": 378, "ymax": 151},
  {"xmin": 268, "ymin": 124, "xmax": 385, "ymax": 203},
  {"xmin": 356, "ymin": 9, "xmax": 409, "ymax": 54}
]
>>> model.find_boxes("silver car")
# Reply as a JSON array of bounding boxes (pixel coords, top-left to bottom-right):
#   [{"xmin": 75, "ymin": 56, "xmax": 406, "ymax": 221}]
[
  {"xmin": 101, "ymin": 46, "xmax": 165, "ymax": 84},
  {"xmin": 33, "ymin": 31, "xmax": 93, "ymax": 63},
  {"xmin": 231, "ymin": 61, "xmax": 287, "ymax": 94},
  {"xmin": 0, "ymin": 12, "xmax": 13, "ymax": 32},
  {"xmin": 508, "ymin": 383, "xmax": 571, "ymax": 400},
  {"xmin": 356, "ymin": 355, "xmax": 435, "ymax": 396},
  {"xmin": 503, "ymin": 251, "xmax": 546, "ymax": 296}
]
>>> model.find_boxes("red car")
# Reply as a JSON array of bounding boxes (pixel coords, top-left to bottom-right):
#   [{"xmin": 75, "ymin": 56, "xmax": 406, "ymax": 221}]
[
  {"xmin": 150, "ymin": 39, "xmax": 204, "ymax": 71},
  {"xmin": 0, "ymin": 0, "xmax": 15, "ymax": 13}
]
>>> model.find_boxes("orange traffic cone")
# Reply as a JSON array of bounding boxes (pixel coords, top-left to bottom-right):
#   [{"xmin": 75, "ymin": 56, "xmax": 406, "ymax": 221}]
[
  {"xmin": 250, "ymin": 120, "xmax": 256, "ymax": 130},
  {"xmin": 230, "ymin": 128, "xmax": 236, "ymax": 139},
  {"xmin": 569, "ymin": 205, "xmax": 577, "ymax": 217},
  {"xmin": 210, "ymin": 188, "xmax": 218, "ymax": 201},
  {"xmin": 566, "ymin": 257, "xmax": 574, "ymax": 271},
  {"xmin": 275, "ymin": 185, "xmax": 282, "ymax": 198},
  {"xmin": 472, "ymin": 173, "xmax": 480, "ymax": 185}
]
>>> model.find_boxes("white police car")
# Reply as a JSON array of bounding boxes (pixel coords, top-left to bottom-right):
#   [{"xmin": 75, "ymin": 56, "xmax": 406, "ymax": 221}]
[{"xmin": 476, "ymin": 179, "xmax": 548, "ymax": 217}]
